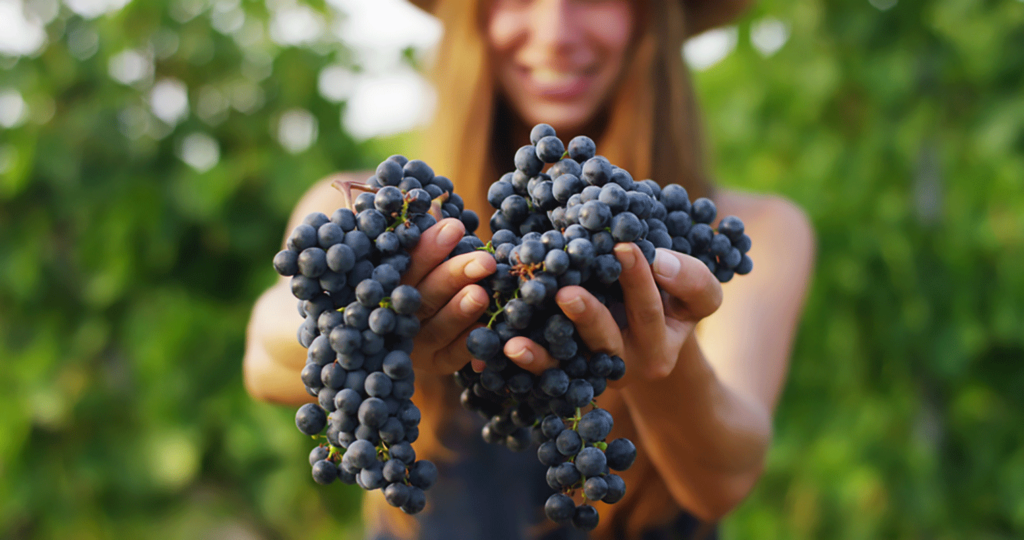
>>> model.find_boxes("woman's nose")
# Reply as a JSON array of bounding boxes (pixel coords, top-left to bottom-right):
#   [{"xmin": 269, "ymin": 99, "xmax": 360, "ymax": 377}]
[{"xmin": 528, "ymin": 0, "xmax": 582, "ymax": 53}]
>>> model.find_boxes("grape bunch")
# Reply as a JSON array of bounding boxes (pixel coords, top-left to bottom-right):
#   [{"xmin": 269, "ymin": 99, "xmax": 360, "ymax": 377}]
[
  {"xmin": 452, "ymin": 123, "xmax": 754, "ymax": 531},
  {"xmin": 272, "ymin": 156, "xmax": 479, "ymax": 515}
]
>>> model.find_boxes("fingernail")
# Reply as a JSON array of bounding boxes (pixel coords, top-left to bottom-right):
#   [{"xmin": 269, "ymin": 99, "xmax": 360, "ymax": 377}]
[
  {"xmin": 507, "ymin": 347, "xmax": 534, "ymax": 366},
  {"xmin": 558, "ymin": 296, "xmax": 586, "ymax": 315},
  {"xmin": 654, "ymin": 248, "xmax": 680, "ymax": 279},
  {"xmin": 614, "ymin": 243, "xmax": 637, "ymax": 271},
  {"xmin": 465, "ymin": 259, "xmax": 491, "ymax": 279},
  {"xmin": 460, "ymin": 292, "xmax": 485, "ymax": 314},
  {"xmin": 438, "ymin": 220, "xmax": 462, "ymax": 246}
]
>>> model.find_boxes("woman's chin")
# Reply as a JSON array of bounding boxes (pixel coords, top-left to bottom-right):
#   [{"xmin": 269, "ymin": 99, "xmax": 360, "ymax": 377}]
[{"xmin": 517, "ymin": 104, "xmax": 596, "ymax": 137}]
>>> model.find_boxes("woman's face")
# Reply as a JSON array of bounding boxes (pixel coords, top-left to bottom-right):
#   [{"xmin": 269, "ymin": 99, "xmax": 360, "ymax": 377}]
[{"xmin": 487, "ymin": 0, "xmax": 635, "ymax": 134}]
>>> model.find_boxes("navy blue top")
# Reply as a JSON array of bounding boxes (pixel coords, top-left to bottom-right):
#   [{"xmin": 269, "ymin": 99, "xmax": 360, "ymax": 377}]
[{"xmin": 370, "ymin": 407, "xmax": 716, "ymax": 540}]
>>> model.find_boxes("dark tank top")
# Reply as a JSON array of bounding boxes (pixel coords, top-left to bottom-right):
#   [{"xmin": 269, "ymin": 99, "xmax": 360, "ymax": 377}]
[{"xmin": 370, "ymin": 407, "xmax": 716, "ymax": 540}]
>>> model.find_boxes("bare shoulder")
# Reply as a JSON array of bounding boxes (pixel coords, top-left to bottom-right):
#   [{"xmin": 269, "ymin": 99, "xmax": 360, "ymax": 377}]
[
  {"xmin": 283, "ymin": 170, "xmax": 373, "ymax": 237},
  {"xmin": 717, "ymin": 189, "xmax": 815, "ymax": 262},
  {"xmin": 714, "ymin": 189, "xmax": 816, "ymax": 292}
]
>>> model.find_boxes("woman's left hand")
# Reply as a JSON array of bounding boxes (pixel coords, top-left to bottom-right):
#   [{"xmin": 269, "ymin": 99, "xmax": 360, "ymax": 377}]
[{"xmin": 490, "ymin": 243, "xmax": 724, "ymax": 385}]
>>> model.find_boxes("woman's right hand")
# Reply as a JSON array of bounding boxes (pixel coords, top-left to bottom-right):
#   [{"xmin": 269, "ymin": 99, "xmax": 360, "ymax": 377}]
[{"xmin": 401, "ymin": 218, "xmax": 496, "ymax": 375}]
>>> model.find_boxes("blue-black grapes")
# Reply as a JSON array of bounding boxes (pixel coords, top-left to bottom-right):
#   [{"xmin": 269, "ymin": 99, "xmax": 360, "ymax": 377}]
[
  {"xmin": 273, "ymin": 156, "xmax": 478, "ymax": 515},
  {"xmin": 455, "ymin": 124, "xmax": 754, "ymax": 531},
  {"xmin": 273, "ymin": 126, "xmax": 753, "ymax": 528}
]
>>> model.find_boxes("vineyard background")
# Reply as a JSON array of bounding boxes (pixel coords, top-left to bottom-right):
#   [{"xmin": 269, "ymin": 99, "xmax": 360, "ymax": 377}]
[{"xmin": 1, "ymin": 0, "xmax": 1023, "ymax": 538}]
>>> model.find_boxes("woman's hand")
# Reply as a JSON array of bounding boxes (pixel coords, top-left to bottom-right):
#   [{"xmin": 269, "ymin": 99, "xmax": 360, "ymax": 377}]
[
  {"xmin": 402, "ymin": 218, "xmax": 496, "ymax": 375},
  {"xmin": 496, "ymin": 243, "xmax": 723, "ymax": 384}
]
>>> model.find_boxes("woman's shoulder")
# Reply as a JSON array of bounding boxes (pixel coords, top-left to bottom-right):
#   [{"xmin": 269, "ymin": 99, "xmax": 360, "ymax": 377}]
[
  {"xmin": 716, "ymin": 189, "xmax": 815, "ymax": 264},
  {"xmin": 716, "ymin": 189, "xmax": 812, "ymax": 233}
]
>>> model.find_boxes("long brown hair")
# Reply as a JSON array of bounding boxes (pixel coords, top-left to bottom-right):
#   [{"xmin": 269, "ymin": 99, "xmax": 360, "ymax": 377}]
[{"xmin": 364, "ymin": 0, "xmax": 715, "ymax": 537}]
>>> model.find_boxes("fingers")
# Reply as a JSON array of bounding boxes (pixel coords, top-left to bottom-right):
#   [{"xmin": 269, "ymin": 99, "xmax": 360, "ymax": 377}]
[
  {"xmin": 503, "ymin": 337, "xmax": 560, "ymax": 375},
  {"xmin": 414, "ymin": 285, "xmax": 490, "ymax": 373},
  {"xmin": 429, "ymin": 327, "xmax": 479, "ymax": 375},
  {"xmin": 614, "ymin": 242, "xmax": 680, "ymax": 380},
  {"xmin": 615, "ymin": 242, "xmax": 668, "ymax": 339},
  {"xmin": 555, "ymin": 286, "xmax": 625, "ymax": 356},
  {"xmin": 414, "ymin": 251, "xmax": 496, "ymax": 320},
  {"xmin": 652, "ymin": 248, "xmax": 723, "ymax": 321},
  {"xmin": 402, "ymin": 218, "xmax": 468, "ymax": 287}
]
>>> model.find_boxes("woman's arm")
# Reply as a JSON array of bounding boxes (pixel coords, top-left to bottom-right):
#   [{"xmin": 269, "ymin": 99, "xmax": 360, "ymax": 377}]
[
  {"xmin": 619, "ymin": 195, "xmax": 814, "ymax": 521},
  {"xmin": 243, "ymin": 176, "xmax": 353, "ymax": 405}
]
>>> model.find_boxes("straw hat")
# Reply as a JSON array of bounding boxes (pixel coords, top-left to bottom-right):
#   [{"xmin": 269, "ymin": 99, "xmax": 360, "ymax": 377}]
[{"xmin": 406, "ymin": 0, "xmax": 752, "ymax": 37}]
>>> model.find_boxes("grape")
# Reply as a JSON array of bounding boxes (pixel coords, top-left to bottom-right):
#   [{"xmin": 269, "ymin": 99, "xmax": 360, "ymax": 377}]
[
  {"xmin": 610, "ymin": 212, "xmax": 642, "ymax": 242},
  {"xmin": 577, "ymin": 410, "xmax": 612, "ymax": 443},
  {"xmin": 552, "ymin": 174, "xmax": 583, "ymax": 204},
  {"xmin": 578, "ymin": 200, "xmax": 612, "ymax": 231},
  {"xmin": 287, "ymin": 224, "xmax": 318, "ymax": 251},
  {"xmin": 733, "ymin": 233, "xmax": 752, "ymax": 254},
  {"xmin": 382, "ymin": 350, "xmax": 413, "ymax": 380},
  {"xmin": 536, "ymin": 135, "xmax": 566, "ymax": 163},
  {"xmin": 691, "ymin": 197, "xmax": 717, "ymax": 224},
  {"xmin": 488, "ymin": 180, "xmax": 515, "ymax": 208},
  {"xmin": 554, "ymin": 461, "xmax": 581, "ymax": 487},
  {"xmin": 581, "ymin": 156, "xmax": 612, "ymax": 186},
  {"xmin": 592, "ymin": 254, "xmax": 622, "ymax": 284},
  {"xmin": 567, "ymin": 136, "xmax": 596, "ymax": 162},
  {"xmin": 737, "ymin": 255, "xmax": 753, "ymax": 274},
  {"xmin": 408, "ymin": 460, "xmax": 438, "ymax": 490},
  {"xmin": 296, "ymin": 403, "xmax": 327, "ymax": 436},
  {"xmin": 376, "ymin": 159, "xmax": 404, "ymax": 186},
  {"xmin": 603, "ymin": 473, "xmax": 626, "ymax": 504},
  {"xmin": 572, "ymin": 504, "xmax": 599, "ymax": 531},
  {"xmin": 467, "ymin": 327, "xmax": 502, "ymax": 361},
  {"xmin": 360, "ymin": 464, "xmax": 386, "ymax": 490},
  {"xmin": 545, "ymin": 493, "xmax": 575, "ymax": 523},
  {"xmin": 574, "ymin": 447, "xmax": 607, "ymax": 477},
  {"xmin": 384, "ymin": 482, "xmax": 410, "ymax": 507},
  {"xmin": 309, "ymin": 445, "xmax": 330, "ymax": 467},
  {"xmin": 312, "ymin": 459, "xmax": 339, "ymax": 485},
  {"xmin": 515, "ymin": 145, "xmax": 544, "ymax": 176},
  {"xmin": 605, "ymin": 438, "xmax": 637, "ymax": 471},
  {"xmin": 273, "ymin": 250, "xmax": 299, "ymax": 276},
  {"xmin": 403, "ymin": 159, "xmax": 434, "ymax": 184},
  {"xmin": 530, "ymin": 123, "xmax": 556, "ymax": 145},
  {"xmin": 583, "ymin": 476, "xmax": 608, "ymax": 501},
  {"xmin": 555, "ymin": 429, "xmax": 583, "ymax": 456},
  {"xmin": 331, "ymin": 208, "xmax": 356, "ymax": 231},
  {"xmin": 401, "ymin": 486, "xmax": 426, "ymax": 515}
]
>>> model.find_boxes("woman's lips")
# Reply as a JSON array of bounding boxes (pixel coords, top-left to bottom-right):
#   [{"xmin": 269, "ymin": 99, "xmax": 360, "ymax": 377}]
[{"xmin": 514, "ymin": 66, "xmax": 595, "ymax": 101}]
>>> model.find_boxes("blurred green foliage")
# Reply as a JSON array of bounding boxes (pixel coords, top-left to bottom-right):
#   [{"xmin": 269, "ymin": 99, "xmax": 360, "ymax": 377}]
[
  {"xmin": 703, "ymin": 1, "xmax": 1024, "ymax": 538},
  {"xmin": 0, "ymin": 0, "xmax": 1022, "ymax": 539}
]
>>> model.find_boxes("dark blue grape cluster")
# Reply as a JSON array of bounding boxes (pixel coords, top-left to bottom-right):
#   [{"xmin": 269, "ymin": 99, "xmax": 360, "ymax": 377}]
[
  {"xmin": 274, "ymin": 155, "xmax": 479, "ymax": 515},
  {"xmin": 454, "ymin": 124, "xmax": 753, "ymax": 531}
]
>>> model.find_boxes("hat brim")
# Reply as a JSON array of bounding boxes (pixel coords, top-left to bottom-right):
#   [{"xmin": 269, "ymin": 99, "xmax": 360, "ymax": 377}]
[{"xmin": 406, "ymin": 0, "xmax": 751, "ymax": 37}]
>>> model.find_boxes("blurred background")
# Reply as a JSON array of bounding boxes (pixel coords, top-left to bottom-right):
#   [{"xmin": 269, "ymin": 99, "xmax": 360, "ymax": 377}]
[{"xmin": 1, "ymin": 0, "xmax": 1023, "ymax": 538}]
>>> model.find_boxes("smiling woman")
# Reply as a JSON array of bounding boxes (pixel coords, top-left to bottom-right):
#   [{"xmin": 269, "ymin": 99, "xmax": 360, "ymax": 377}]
[
  {"xmin": 243, "ymin": 0, "xmax": 815, "ymax": 539},
  {"xmin": 487, "ymin": 0, "xmax": 635, "ymax": 130}
]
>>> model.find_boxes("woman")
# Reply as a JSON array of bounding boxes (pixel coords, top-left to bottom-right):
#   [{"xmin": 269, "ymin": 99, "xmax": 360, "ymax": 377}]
[{"xmin": 244, "ymin": 0, "xmax": 815, "ymax": 538}]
